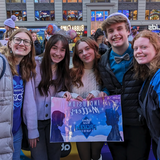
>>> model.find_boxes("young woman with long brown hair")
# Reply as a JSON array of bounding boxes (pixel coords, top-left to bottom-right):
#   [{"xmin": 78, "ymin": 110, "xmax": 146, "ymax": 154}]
[
  {"xmin": 1, "ymin": 28, "xmax": 36, "ymax": 160},
  {"xmin": 70, "ymin": 37, "xmax": 104, "ymax": 160},
  {"xmin": 23, "ymin": 33, "xmax": 71, "ymax": 160}
]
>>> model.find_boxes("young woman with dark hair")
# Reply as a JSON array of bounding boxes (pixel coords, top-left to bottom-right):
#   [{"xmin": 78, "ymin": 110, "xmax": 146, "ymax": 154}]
[{"xmin": 23, "ymin": 33, "xmax": 71, "ymax": 160}]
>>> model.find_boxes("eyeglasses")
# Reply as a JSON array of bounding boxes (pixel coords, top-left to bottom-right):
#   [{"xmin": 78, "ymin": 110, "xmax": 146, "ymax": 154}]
[{"xmin": 13, "ymin": 37, "xmax": 32, "ymax": 46}]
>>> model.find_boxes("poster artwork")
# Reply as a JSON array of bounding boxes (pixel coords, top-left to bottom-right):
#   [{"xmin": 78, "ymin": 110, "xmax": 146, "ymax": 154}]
[{"xmin": 50, "ymin": 95, "xmax": 123, "ymax": 143}]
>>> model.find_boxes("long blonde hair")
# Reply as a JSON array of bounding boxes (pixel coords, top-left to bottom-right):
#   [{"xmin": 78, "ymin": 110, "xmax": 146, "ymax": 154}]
[{"xmin": 0, "ymin": 46, "xmax": 17, "ymax": 75}]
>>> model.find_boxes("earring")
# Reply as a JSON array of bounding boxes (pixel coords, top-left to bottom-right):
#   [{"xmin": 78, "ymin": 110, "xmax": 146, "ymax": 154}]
[{"xmin": 10, "ymin": 49, "xmax": 13, "ymax": 54}]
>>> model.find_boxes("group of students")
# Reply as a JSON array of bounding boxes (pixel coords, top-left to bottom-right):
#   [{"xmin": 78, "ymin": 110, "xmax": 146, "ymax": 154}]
[{"xmin": 1, "ymin": 11, "xmax": 160, "ymax": 160}]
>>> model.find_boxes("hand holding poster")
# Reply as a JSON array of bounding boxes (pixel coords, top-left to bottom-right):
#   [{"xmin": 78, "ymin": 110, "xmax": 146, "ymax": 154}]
[{"xmin": 50, "ymin": 95, "xmax": 123, "ymax": 143}]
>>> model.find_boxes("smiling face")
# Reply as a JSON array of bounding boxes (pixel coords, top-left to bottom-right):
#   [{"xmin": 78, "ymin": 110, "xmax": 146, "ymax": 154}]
[
  {"xmin": 106, "ymin": 22, "xmax": 130, "ymax": 51},
  {"xmin": 9, "ymin": 32, "xmax": 31, "ymax": 58},
  {"xmin": 50, "ymin": 40, "xmax": 66, "ymax": 64},
  {"xmin": 77, "ymin": 41, "xmax": 95, "ymax": 69},
  {"xmin": 133, "ymin": 37, "xmax": 157, "ymax": 66}
]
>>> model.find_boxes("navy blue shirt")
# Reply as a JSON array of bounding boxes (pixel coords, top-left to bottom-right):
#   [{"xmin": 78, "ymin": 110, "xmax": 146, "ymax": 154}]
[{"xmin": 13, "ymin": 65, "xmax": 24, "ymax": 135}]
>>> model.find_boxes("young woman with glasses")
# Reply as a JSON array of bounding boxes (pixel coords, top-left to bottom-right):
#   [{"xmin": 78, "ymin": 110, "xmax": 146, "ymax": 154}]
[{"xmin": 0, "ymin": 28, "xmax": 36, "ymax": 160}]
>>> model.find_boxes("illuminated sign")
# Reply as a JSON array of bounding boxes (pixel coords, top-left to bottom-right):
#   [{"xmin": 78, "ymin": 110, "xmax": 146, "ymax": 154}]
[
  {"xmin": 148, "ymin": 24, "xmax": 160, "ymax": 30},
  {"xmin": 60, "ymin": 25, "xmax": 84, "ymax": 31}
]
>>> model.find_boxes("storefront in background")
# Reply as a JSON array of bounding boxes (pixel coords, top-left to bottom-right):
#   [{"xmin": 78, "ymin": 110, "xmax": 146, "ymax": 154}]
[
  {"xmin": 130, "ymin": 25, "xmax": 148, "ymax": 32},
  {"xmin": 60, "ymin": 25, "xmax": 87, "ymax": 42},
  {"xmin": 148, "ymin": 24, "xmax": 160, "ymax": 33},
  {"xmin": 59, "ymin": 25, "xmax": 86, "ymax": 53},
  {"xmin": 27, "ymin": 28, "xmax": 46, "ymax": 43},
  {"xmin": 91, "ymin": 10, "xmax": 109, "ymax": 35}
]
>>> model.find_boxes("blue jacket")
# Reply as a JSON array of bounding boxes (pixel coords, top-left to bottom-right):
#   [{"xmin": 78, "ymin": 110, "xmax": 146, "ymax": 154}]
[{"xmin": 139, "ymin": 69, "xmax": 160, "ymax": 159}]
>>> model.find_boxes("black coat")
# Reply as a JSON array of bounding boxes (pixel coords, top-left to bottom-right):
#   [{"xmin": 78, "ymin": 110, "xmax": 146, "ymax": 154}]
[
  {"xmin": 34, "ymin": 40, "xmax": 41, "ymax": 55},
  {"xmin": 98, "ymin": 48, "xmax": 144, "ymax": 126}
]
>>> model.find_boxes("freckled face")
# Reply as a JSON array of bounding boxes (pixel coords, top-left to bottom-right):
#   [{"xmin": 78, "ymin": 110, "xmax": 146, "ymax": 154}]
[{"xmin": 133, "ymin": 37, "xmax": 157, "ymax": 65}]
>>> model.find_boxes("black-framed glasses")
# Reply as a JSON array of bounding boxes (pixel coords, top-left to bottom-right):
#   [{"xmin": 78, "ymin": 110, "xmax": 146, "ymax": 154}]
[{"xmin": 13, "ymin": 37, "xmax": 32, "ymax": 46}]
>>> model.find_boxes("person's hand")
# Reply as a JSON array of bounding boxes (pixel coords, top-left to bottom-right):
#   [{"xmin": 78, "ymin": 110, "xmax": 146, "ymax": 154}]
[
  {"xmin": 29, "ymin": 138, "xmax": 39, "ymax": 148},
  {"xmin": 99, "ymin": 92, "xmax": 108, "ymax": 99},
  {"xmin": 5, "ymin": 38, "xmax": 9, "ymax": 41},
  {"xmin": 86, "ymin": 93, "xmax": 94, "ymax": 101},
  {"xmin": 75, "ymin": 95, "xmax": 83, "ymax": 101},
  {"xmin": 63, "ymin": 91, "xmax": 71, "ymax": 101}
]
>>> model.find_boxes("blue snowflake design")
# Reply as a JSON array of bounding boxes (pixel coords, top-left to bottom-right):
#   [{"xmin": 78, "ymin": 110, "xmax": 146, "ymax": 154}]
[{"xmin": 75, "ymin": 116, "xmax": 96, "ymax": 138}]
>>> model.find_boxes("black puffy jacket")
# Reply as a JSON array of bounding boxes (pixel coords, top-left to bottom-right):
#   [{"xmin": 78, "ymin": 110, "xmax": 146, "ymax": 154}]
[
  {"xmin": 98, "ymin": 48, "xmax": 144, "ymax": 126},
  {"xmin": 99, "ymin": 43, "xmax": 110, "ymax": 55}
]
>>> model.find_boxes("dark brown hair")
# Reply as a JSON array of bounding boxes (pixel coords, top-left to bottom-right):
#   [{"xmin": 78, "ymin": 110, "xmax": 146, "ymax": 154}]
[
  {"xmin": 70, "ymin": 37, "xmax": 101, "ymax": 88},
  {"xmin": 38, "ymin": 34, "xmax": 71, "ymax": 96}
]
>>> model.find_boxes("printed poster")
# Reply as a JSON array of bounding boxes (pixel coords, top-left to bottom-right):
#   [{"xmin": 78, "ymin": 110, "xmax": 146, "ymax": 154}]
[{"xmin": 50, "ymin": 95, "xmax": 123, "ymax": 143}]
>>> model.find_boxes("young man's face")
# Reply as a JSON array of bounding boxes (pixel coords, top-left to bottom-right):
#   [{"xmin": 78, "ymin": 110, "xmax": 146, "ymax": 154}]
[{"xmin": 106, "ymin": 22, "xmax": 130, "ymax": 49}]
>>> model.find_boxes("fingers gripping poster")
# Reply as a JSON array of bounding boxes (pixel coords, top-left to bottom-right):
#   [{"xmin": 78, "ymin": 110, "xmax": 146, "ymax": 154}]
[{"xmin": 50, "ymin": 95, "xmax": 124, "ymax": 143}]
